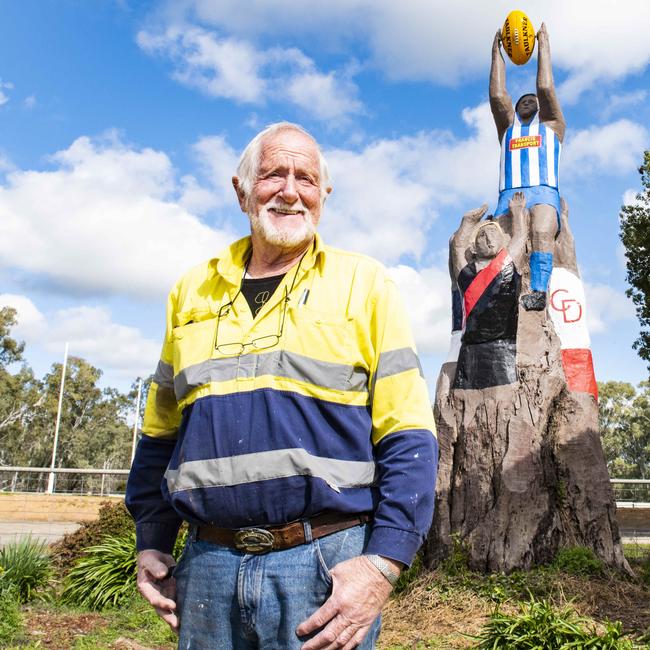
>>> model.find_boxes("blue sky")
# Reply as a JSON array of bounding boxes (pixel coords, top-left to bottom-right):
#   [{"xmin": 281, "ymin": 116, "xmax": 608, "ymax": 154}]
[{"xmin": 1, "ymin": 0, "xmax": 649, "ymax": 395}]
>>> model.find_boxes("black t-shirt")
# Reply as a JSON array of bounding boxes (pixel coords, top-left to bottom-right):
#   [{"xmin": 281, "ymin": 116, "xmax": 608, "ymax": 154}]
[{"xmin": 241, "ymin": 273, "xmax": 286, "ymax": 317}]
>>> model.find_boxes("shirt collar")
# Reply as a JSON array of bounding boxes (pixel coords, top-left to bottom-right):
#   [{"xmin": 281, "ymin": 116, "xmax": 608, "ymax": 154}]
[{"xmin": 210, "ymin": 232, "xmax": 327, "ymax": 285}]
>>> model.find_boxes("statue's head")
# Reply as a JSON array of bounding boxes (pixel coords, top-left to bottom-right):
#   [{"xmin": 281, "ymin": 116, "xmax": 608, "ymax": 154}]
[
  {"xmin": 472, "ymin": 220, "xmax": 505, "ymax": 261},
  {"xmin": 515, "ymin": 93, "xmax": 538, "ymax": 121}
]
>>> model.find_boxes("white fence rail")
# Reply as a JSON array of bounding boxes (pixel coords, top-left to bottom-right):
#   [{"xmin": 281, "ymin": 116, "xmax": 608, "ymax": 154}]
[
  {"xmin": 0, "ymin": 467, "xmax": 648, "ymax": 501},
  {"xmin": 0, "ymin": 466, "xmax": 130, "ymax": 497}
]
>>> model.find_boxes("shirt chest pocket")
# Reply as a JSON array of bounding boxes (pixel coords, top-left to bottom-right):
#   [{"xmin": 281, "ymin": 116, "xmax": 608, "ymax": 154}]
[
  {"xmin": 285, "ymin": 308, "xmax": 368, "ymax": 393},
  {"xmin": 171, "ymin": 309, "xmax": 218, "ymax": 373}
]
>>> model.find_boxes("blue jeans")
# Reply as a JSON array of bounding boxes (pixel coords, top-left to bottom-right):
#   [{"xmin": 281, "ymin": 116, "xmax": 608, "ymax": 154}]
[{"xmin": 174, "ymin": 523, "xmax": 380, "ymax": 649}]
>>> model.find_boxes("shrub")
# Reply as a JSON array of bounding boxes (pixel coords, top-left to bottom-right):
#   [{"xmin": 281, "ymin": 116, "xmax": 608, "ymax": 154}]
[
  {"xmin": 61, "ymin": 532, "xmax": 138, "ymax": 610},
  {"xmin": 50, "ymin": 500, "xmax": 135, "ymax": 576},
  {"xmin": 475, "ymin": 598, "xmax": 637, "ymax": 649},
  {"xmin": 61, "ymin": 527, "xmax": 188, "ymax": 610},
  {"xmin": 551, "ymin": 546, "xmax": 604, "ymax": 576},
  {"xmin": 0, "ymin": 537, "xmax": 52, "ymax": 602}
]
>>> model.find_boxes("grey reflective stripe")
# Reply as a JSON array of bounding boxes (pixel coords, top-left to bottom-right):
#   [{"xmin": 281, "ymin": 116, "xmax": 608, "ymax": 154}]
[
  {"xmin": 174, "ymin": 350, "xmax": 368, "ymax": 401},
  {"xmin": 375, "ymin": 348, "xmax": 423, "ymax": 380},
  {"xmin": 153, "ymin": 360, "xmax": 174, "ymax": 389},
  {"xmin": 164, "ymin": 448, "xmax": 377, "ymax": 493}
]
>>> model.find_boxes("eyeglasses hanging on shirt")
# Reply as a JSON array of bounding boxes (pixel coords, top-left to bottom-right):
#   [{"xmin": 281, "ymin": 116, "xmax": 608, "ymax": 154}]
[{"xmin": 214, "ymin": 250, "xmax": 307, "ymax": 356}]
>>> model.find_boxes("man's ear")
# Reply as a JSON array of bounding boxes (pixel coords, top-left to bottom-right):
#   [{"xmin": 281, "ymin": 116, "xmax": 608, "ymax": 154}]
[{"xmin": 232, "ymin": 176, "xmax": 247, "ymax": 212}]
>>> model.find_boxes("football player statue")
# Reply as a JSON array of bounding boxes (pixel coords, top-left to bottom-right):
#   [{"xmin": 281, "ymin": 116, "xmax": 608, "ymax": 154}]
[
  {"xmin": 489, "ymin": 22, "xmax": 565, "ymax": 311},
  {"xmin": 450, "ymin": 192, "xmax": 528, "ymax": 389}
]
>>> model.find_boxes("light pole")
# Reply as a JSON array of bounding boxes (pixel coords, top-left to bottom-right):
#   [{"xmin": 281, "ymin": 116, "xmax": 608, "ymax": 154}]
[
  {"xmin": 130, "ymin": 378, "xmax": 143, "ymax": 464},
  {"xmin": 47, "ymin": 342, "xmax": 68, "ymax": 494}
]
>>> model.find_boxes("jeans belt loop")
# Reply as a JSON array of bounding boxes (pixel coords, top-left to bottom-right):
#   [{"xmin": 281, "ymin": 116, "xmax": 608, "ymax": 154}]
[{"xmin": 302, "ymin": 519, "xmax": 313, "ymax": 543}]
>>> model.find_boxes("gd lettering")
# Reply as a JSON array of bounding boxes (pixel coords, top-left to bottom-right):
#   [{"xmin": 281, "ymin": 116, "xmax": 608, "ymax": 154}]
[{"xmin": 550, "ymin": 288, "xmax": 583, "ymax": 323}]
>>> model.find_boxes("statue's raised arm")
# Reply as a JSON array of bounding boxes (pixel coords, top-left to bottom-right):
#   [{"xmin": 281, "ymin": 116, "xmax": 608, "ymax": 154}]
[
  {"xmin": 490, "ymin": 30, "xmax": 514, "ymax": 143},
  {"xmin": 536, "ymin": 23, "xmax": 565, "ymax": 141}
]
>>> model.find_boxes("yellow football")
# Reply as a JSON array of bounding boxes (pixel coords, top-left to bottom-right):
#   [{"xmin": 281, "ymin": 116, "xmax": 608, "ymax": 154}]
[{"xmin": 501, "ymin": 10, "xmax": 536, "ymax": 65}]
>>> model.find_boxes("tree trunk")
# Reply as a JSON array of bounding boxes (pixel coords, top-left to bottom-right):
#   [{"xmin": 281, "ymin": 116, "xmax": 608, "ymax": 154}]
[{"xmin": 426, "ymin": 211, "xmax": 630, "ymax": 574}]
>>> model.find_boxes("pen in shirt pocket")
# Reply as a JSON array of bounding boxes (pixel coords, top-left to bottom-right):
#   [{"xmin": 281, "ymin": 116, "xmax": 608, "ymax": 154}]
[{"xmin": 298, "ymin": 289, "xmax": 310, "ymax": 307}]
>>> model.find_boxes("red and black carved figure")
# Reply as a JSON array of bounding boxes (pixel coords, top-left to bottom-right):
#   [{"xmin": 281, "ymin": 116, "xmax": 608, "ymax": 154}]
[
  {"xmin": 454, "ymin": 248, "xmax": 521, "ymax": 389},
  {"xmin": 446, "ymin": 193, "xmax": 528, "ymax": 391}
]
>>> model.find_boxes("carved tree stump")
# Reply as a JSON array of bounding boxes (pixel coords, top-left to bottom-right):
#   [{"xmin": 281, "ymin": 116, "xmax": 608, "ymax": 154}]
[{"xmin": 426, "ymin": 212, "xmax": 630, "ymax": 574}]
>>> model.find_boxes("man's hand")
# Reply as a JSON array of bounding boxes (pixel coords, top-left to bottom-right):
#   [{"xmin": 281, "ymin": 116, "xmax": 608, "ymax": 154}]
[
  {"xmin": 296, "ymin": 555, "xmax": 397, "ymax": 649},
  {"xmin": 136, "ymin": 549, "xmax": 179, "ymax": 633},
  {"xmin": 462, "ymin": 204, "xmax": 488, "ymax": 225}
]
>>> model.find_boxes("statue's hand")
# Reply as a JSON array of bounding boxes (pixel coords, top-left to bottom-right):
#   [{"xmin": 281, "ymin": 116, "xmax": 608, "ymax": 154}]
[
  {"xmin": 493, "ymin": 30, "xmax": 502, "ymax": 51},
  {"xmin": 536, "ymin": 22, "xmax": 548, "ymax": 48},
  {"xmin": 462, "ymin": 204, "xmax": 488, "ymax": 224},
  {"xmin": 508, "ymin": 191, "xmax": 526, "ymax": 212}
]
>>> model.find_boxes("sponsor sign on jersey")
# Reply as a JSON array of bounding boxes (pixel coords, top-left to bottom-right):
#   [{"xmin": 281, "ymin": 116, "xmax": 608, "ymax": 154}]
[{"xmin": 509, "ymin": 135, "xmax": 542, "ymax": 151}]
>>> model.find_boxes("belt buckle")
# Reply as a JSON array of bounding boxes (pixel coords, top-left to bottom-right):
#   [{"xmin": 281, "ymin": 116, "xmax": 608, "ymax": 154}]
[{"xmin": 233, "ymin": 527, "xmax": 274, "ymax": 553}]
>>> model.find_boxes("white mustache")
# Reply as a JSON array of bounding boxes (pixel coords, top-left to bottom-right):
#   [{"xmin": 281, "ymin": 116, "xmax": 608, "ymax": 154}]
[{"xmin": 266, "ymin": 202, "xmax": 306, "ymax": 214}]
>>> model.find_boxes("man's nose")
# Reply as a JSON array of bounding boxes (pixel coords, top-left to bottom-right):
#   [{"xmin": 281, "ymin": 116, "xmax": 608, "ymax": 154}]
[{"xmin": 279, "ymin": 174, "xmax": 299, "ymax": 203}]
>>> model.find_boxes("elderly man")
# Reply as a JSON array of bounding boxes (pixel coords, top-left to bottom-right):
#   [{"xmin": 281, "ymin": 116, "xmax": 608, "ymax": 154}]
[
  {"xmin": 490, "ymin": 23, "xmax": 566, "ymax": 311},
  {"xmin": 126, "ymin": 122, "xmax": 437, "ymax": 649}
]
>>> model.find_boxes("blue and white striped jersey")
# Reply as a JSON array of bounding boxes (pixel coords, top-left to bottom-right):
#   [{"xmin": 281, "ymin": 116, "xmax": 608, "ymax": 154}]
[{"xmin": 499, "ymin": 112, "xmax": 561, "ymax": 192}]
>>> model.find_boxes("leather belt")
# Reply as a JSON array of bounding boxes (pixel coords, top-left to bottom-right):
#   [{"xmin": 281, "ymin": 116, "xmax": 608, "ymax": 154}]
[{"xmin": 197, "ymin": 512, "xmax": 372, "ymax": 554}]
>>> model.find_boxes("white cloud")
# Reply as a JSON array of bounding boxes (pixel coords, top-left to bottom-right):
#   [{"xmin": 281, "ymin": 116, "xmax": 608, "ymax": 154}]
[
  {"xmin": 286, "ymin": 69, "xmax": 362, "ymax": 121},
  {"xmin": 321, "ymin": 102, "xmax": 499, "ymax": 263},
  {"xmin": 0, "ymin": 79, "xmax": 14, "ymax": 106},
  {"xmin": 563, "ymin": 120, "xmax": 649, "ymax": 178},
  {"xmin": 584, "ymin": 282, "xmax": 635, "ymax": 335},
  {"xmin": 0, "ymin": 133, "xmax": 237, "ymax": 298},
  {"xmin": 0, "ymin": 294, "xmax": 46, "ymax": 338},
  {"xmin": 0, "ymin": 294, "xmax": 159, "ymax": 380},
  {"xmin": 165, "ymin": 0, "xmax": 650, "ymax": 101},
  {"xmin": 138, "ymin": 26, "xmax": 264, "ymax": 103},
  {"xmin": 23, "ymin": 95, "xmax": 36, "ymax": 110},
  {"xmin": 46, "ymin": 306, "xmax": 160, "ymax": 379},
  {"xmin": 600, "ymin": 90, "xmax": 647, "ymax": 120},
  {"xmin": 137, "ymin": 25, "xmax": 361, "ymax": 120},
  {"xmin": 388, "ymin": 264, "xmax": 451, "ymax": 354},
  {"xmin": 622, "ymin": 188, "xmax": 644, "ymax": 208}
]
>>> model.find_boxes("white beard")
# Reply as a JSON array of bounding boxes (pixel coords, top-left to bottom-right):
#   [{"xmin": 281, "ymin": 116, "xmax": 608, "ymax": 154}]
[{"xmin": 248, "ymin": 204, "xmax": 316, "ymax": 249}]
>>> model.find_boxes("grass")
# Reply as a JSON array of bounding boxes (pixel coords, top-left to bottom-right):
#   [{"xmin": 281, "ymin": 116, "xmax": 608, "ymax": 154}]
[
  {"xmin": 73, "ymin": 593, "xmax": 176, "ymax": 649},
  {"xmin": 6, "ymin": 542, "xmax": 649, "ymax": 649},
  {"xmin": 474, "ymin": 598, "xmax": 638, "ymax": 649},
  {"xmin": 379, "ymin": 548, "xmax": 650, "ymax": 649},
  {"xmin": 0, "ymin": 585, "xmax": 25, "ymax": 647}
]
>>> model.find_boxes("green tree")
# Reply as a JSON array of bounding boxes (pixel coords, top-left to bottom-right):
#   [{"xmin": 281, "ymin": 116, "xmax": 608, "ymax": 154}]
[
  {"xmin": 0, "ymin": 308, "xmax": 44, "ymax": 465},
  {"xmin": 598, "ymin": 380, "xmax": 650, "ymax": 478},
  {"xmin": 619, "ymin": 150, "xmax": 650, "ymax": 370},
  {"xmin": 0, "ymin": 307, "xmax": 25, "ymax": 367},
  {"xmin": 0, "ymin": 311, "xmax": 135, "ymax": 479}
]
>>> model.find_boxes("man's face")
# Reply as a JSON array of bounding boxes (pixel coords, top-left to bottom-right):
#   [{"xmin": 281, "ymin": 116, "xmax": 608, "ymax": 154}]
[
  {"xmin": 516, "ymin": 94, "xmax": 538, "ymax": 121},
  {"xmin": 474, "ymin": 224, "xmax": 504, "ymax": 260},
  {"xmin": 246, "ymin": 130, "xmax": 325, "ymax": 250}
]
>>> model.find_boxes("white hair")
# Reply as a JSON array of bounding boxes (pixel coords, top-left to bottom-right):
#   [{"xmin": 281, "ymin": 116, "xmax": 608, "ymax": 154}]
[{"xmin": 236, "ymin": 122, "xmax": 330, "ymax": 204}]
